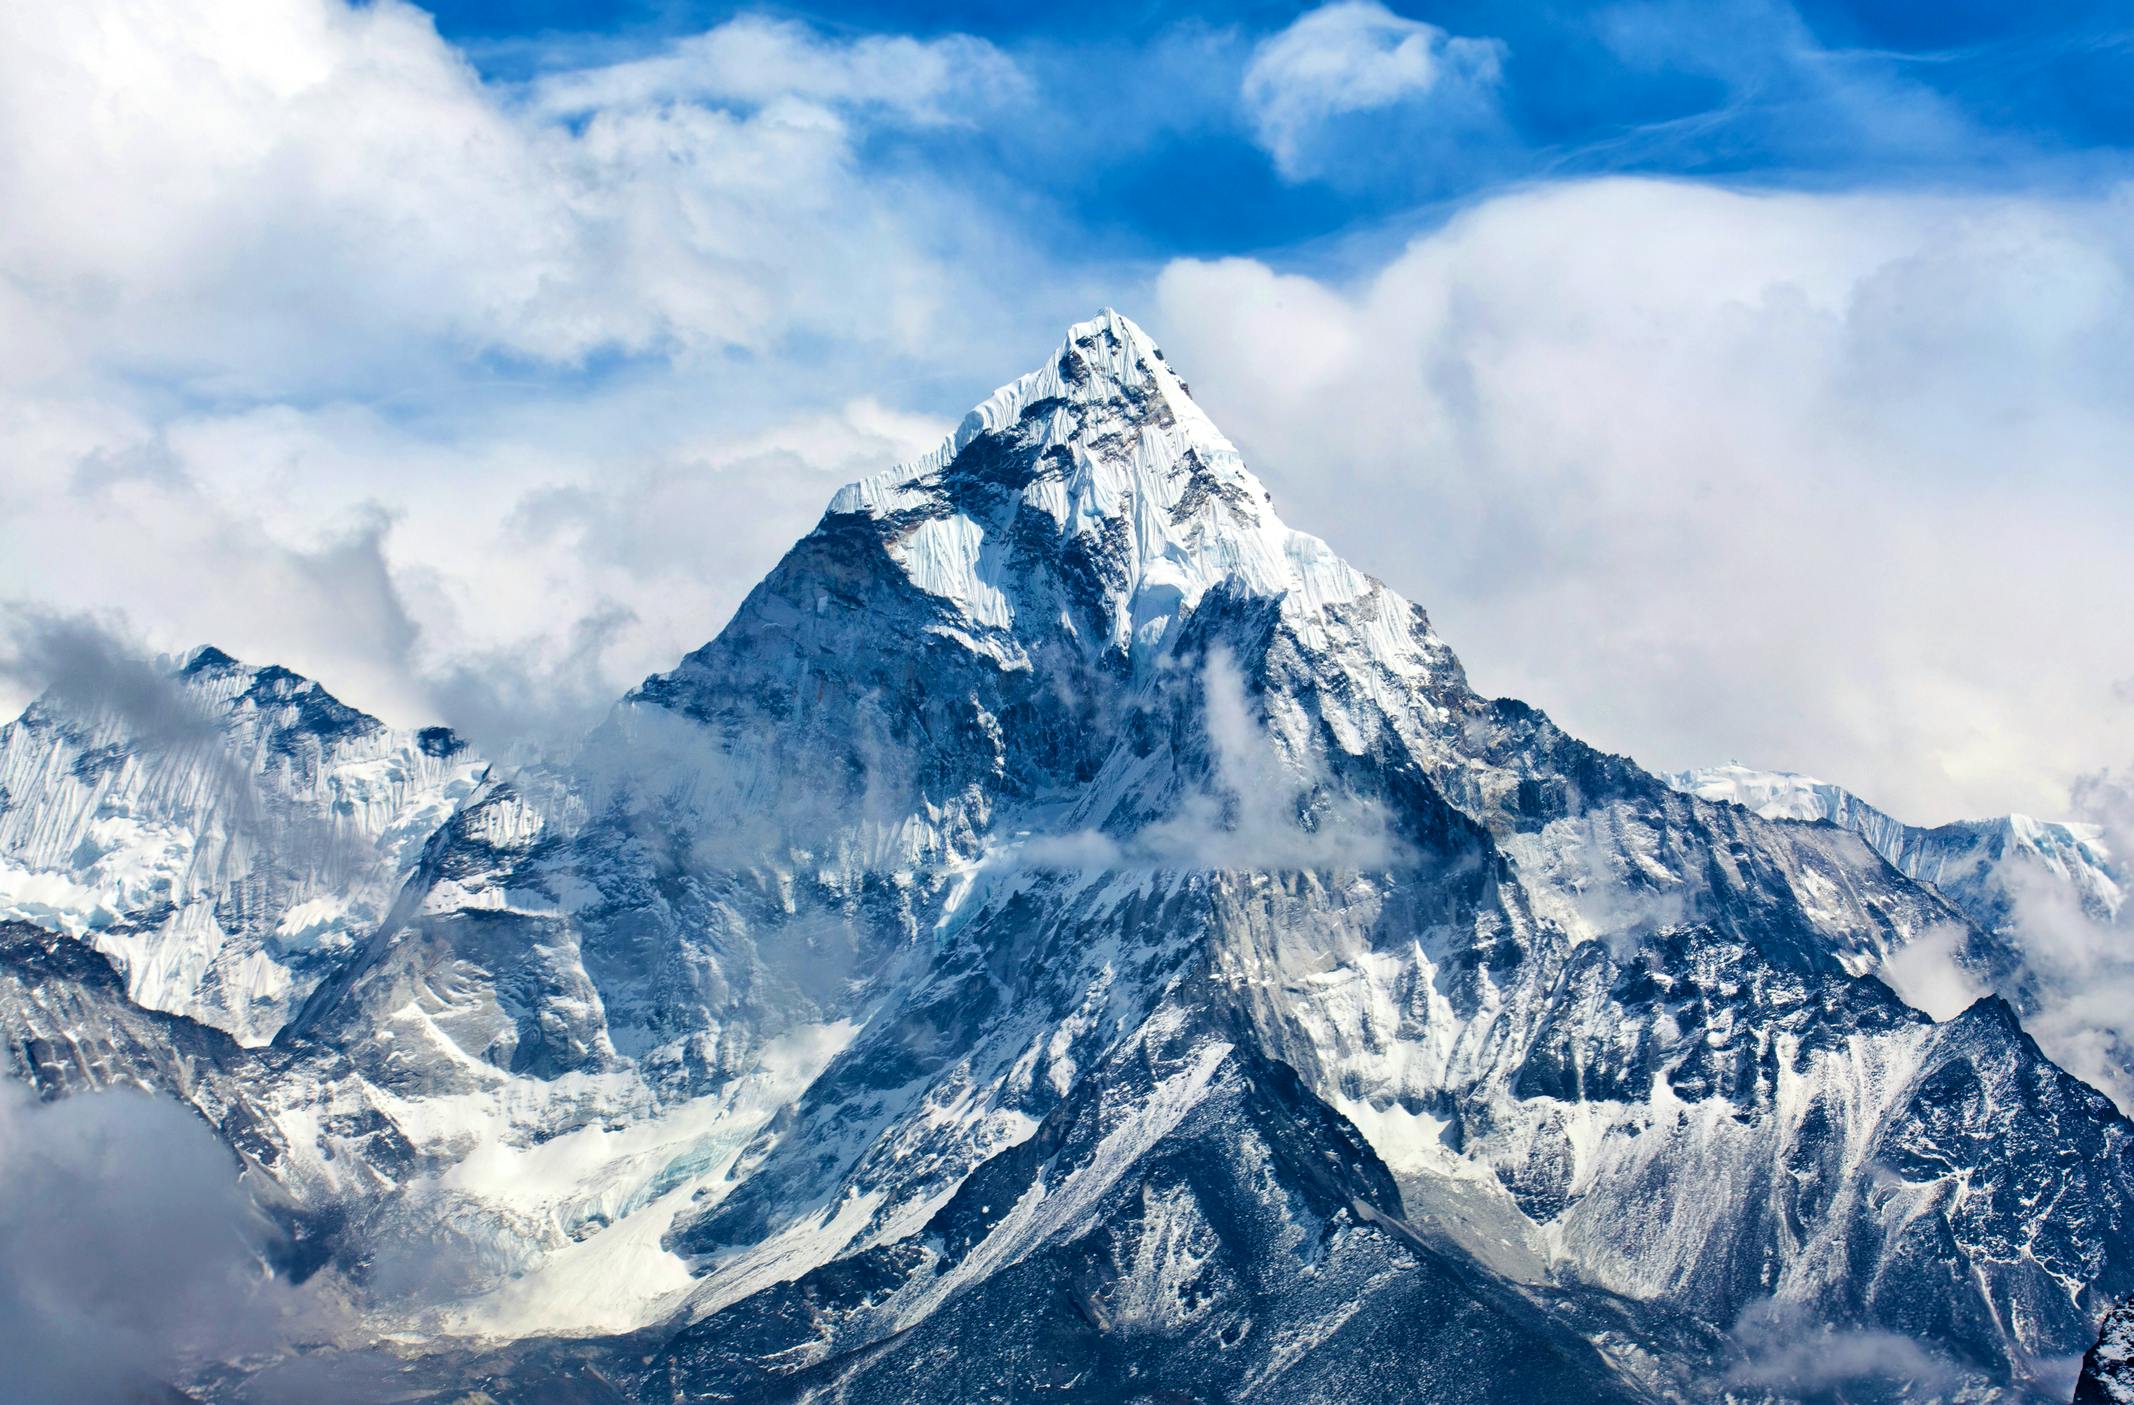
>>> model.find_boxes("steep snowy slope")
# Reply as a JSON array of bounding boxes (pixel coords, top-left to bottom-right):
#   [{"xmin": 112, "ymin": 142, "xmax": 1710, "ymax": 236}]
[
  {"xmin": 1668, "ymin": 763, "xmax": 2131, "ymax": 1109},
  {"xmin": 631, "ymin": 1000, "xmax": 1659, "ymax": 1405},
  {"xmin": 6, "ymin": 313, "xmax": 2130, "ymax": 1404},
  {"xmin": 0, "ymin": 649, "xmax": 485, "ymax": 1043}
]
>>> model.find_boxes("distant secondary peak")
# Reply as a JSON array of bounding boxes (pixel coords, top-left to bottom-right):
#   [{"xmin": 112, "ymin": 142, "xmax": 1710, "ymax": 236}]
[{"xmin": 166, "ymin": 648, "xmax": 389, "ymax": 745}]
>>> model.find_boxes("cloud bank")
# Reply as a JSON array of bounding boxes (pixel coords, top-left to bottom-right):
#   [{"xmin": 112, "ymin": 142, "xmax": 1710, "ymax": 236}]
[
  {"xmin": 1156, "ymin": 177, "xmax": 2134, "ymax": 820},
  {"xmin": 0, "ymin": 0, "xmax": 1040, "ymax": 392},
  {"xmin": 0, "ymin": 1083, "xmax": 299, "ymax": 1404}
]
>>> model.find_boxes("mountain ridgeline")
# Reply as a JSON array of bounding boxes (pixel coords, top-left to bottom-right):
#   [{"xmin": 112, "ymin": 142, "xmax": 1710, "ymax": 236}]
[
  {"xmin": 1, "ymin": 312, "xmax": 2128, "ymax": 1404},
  {"xmin": 1667, "ymin": 763, "xmax": 2130, "ymax": 1113}
]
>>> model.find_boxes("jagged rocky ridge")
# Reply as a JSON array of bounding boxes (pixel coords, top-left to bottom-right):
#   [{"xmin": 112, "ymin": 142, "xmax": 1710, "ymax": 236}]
[
  {"xmin": 1668, "ymin": 763, "xmax": 2132, "ymax": 1111},
  {"xmin": 2, "ymin": 312, "xmax": 2130, "ymax": 1403},
  {"xmin": 1664, "ymin": 767, "xmax": 2122, "ymax": 927}
]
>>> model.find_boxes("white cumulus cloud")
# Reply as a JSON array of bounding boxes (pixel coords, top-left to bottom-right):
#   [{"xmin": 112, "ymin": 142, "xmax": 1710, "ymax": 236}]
[
  {"xmin": 1241, "ymin": 1, "xmax": 1506, "ymax": 180},
  {"xmin": 0, "ymin": 0, "xmax": 1036, "ymax": 395},
  {"xmin": 1155, "ymin": 177, "xmax": 2134, "ymax": 822}
]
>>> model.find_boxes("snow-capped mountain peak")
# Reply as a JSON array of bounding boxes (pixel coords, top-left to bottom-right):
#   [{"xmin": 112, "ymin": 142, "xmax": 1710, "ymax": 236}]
[
  {"xmin": 1664, "ymin": 761, "xmax": 1858, "ymax": 823},
  {"xmin": 826, "ymin": 309, "xmax": 1394, "ymax": 667},
  {"xmin": 832, "ymin": 308, "xmax": 1233, "ymax": 510}
]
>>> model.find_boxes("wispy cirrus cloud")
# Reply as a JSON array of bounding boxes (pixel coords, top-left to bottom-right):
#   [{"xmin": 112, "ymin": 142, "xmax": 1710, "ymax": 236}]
[{"xmin": 527, "ymin": 14, "xmax": 1027, "ymax": 122}]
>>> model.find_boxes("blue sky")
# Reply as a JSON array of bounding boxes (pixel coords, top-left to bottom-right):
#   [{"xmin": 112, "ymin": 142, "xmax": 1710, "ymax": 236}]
[
  {"xmin": 0, "ymin": 0, "xmax": 2131, "ymax": 821},
  {"xmin": 427, "ymin": 0, "xmax": 2134, "ymax": 256}
]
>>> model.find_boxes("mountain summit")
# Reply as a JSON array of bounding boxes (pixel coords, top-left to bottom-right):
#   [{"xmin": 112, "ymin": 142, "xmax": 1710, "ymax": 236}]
[
  {"xmin": 825, "ymin": 308, "xmax": 1379, "ymax": 663},
  {"xmin": 2, "ymin": 313, "xmax": 2131, "ymax": 1402}
]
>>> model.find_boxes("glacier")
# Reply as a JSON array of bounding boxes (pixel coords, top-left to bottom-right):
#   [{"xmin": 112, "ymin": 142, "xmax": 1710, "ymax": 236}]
[{"xmin": 1, "ymin": 311, "xmax": 2130, "ymax": 1404}]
